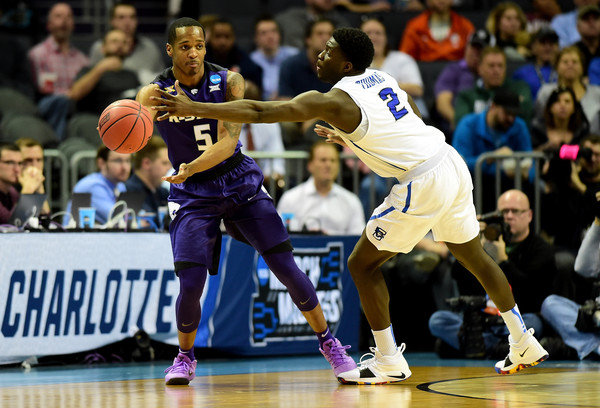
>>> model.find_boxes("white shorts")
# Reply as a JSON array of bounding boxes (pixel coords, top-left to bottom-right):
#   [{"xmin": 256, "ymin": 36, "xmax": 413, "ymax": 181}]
[{"xmin": 365, "ymin": 146, "xmax": 479, "ymax": 253}]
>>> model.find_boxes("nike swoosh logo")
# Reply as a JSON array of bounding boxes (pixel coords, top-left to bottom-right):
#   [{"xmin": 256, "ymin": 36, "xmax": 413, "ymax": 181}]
[
  {"xmin": 519, "ymin": 347, "xmax": 529, "ymax": 358},
  {"xmin": 389, "ymin": 374, "xmax": 406, "ymax": 379},
  {"xmin": 181, "ymin": 322, "xmax": 194, "ymax": 327},
  {"xmin": 300, "ymin": 297, "xmax": 311, "ymax": 305},
  {"xmin": 321, "ymin": 329, "xmax": 329, "ymax": 338}
]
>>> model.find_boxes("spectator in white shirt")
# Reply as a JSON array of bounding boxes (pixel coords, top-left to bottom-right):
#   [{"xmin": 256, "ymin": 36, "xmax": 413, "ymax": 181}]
[{"xmin": 277, "ymin": 141, "xmax": 365, "ymax": 235}]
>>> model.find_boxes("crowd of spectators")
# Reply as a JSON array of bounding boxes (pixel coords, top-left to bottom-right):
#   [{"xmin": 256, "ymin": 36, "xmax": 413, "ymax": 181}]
[{"xmin": 2, "ymin": 0, "xmax": 600, "ymax": 356}]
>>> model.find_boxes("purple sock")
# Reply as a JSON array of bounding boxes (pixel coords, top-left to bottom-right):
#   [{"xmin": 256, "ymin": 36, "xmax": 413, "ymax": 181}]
[
  {"xmin": 316, "ymin": 327, "xmax": 335, "ymax": 348},
  {"xmin": 179, "ymin": 347, "xmax": 195, "ymax": 361}
]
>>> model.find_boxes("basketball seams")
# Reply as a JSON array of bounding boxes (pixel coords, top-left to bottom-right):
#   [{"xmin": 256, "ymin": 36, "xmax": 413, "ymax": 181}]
[{"xmin": 98, "ymin": 100, "xmax": 153, "ymax": 153}]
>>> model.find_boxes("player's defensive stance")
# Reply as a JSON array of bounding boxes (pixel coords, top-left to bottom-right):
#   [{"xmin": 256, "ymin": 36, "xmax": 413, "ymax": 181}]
[{"xmin": 152, "ymin": 27, "xmax": 548, "ymax": 384}]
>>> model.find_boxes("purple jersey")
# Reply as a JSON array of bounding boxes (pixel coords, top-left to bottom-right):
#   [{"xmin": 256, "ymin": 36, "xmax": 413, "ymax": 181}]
[{"xmin": 153, "ymin": 63, "xmax": 241, "ymax": 170}]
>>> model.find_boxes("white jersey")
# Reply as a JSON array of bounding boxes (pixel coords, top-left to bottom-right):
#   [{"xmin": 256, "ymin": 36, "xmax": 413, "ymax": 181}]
[{"xmin": 332, "ymin": 69, "xmax": 445, "ymax": 179}]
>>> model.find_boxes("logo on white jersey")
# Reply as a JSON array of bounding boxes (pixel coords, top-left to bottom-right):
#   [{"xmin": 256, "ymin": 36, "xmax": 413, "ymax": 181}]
[{"xmin": 373, "ymin": 226, "xmax": 387, "ymax": 241}]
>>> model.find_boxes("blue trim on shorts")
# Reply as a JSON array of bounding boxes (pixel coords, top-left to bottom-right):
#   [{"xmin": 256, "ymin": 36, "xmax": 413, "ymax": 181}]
[
  {"xmin": 401, "ymin": 182, "xmax": 412, "ymax": 213},
  {"xmin": 368, "ymin": 181, "xmax": 413, "ymax": 220},
  {"xmin": 369, "ymin": 206, "xmax": 396, "ymax": 221}
]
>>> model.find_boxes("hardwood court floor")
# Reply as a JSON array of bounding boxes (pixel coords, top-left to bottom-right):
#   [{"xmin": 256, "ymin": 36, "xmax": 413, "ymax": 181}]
[{"xmin": 1, "ymin": 353, "xmax": 599, "ymax": 408}]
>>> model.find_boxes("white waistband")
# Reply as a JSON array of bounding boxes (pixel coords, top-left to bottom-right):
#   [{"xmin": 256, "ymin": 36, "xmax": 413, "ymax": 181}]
[{"xmin": 396, "ymin": 143, "xmax": 450, "ymax": 184}]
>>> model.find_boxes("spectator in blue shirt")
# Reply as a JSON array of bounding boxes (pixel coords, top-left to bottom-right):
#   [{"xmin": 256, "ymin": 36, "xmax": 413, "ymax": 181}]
[
  {"xmin": 512, "ymin": 28, "xmax": 559, "ymax": 100},
  {"xmin": 67, "ymin": 146, "xmax": 131, "ymax": 225},
  {"xmin": 250, "ymin": 15, "xmax": 299, "ymax": 101},
  {"xmin": 453, "ymin": 89, "xmax": 533, "ymax": 212}
]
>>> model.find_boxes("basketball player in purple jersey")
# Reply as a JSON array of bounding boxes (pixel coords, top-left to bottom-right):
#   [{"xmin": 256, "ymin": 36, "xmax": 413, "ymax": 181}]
[
  {"xmin": 135, "ymin": 18, "xmax": 357, "ymax": 386},
  {"xmin": 151, "ymin": 27, "xmax": 549, "ymax": 384}
]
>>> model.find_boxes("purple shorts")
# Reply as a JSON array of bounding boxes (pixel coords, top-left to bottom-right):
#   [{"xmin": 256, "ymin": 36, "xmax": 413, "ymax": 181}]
[{"xmin": 168, "ymin": 155, "xmax": 289, "ymax": 267}]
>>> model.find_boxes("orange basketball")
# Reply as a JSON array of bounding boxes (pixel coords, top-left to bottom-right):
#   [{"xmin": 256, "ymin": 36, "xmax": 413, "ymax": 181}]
[{"xmin": 98, "ymin": 99, "xmax": 153, "ymax": 153}]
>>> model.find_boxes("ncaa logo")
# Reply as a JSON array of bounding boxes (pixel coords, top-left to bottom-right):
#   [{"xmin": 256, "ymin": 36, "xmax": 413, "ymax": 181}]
[
  {"xmin": 209, "ymin": 74, "xmax": 222, "ymax": 84},
  {"xmin": 373, "ymin": 226, "xmax": 387, "ymax": 241}
]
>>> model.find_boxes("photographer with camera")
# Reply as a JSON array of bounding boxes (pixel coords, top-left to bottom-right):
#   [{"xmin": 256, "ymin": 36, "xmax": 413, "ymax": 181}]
[
  {"xmin": 540, "ymin": 130, "xmax": 600, "ymax": 254},
  {"xmin": 541, "ymin": 190, "xmax": 600, "ymax": 360},
  {"xmin": 429, "ymin": 189, "xmax": 556, "ymax": 358}
]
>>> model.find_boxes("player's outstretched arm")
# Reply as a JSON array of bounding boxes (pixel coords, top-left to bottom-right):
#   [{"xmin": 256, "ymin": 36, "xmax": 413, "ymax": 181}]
[{"xmin": 151, "ymin": 80, "xmax": 359, "ymax": 131}]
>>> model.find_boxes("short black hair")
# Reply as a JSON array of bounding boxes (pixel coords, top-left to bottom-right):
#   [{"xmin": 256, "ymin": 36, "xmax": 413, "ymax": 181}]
[
  {"xmin": 332, "ymin": 27, "xmax": 374, "ymax": 72},
  {"xmin": 110, "ymin": 1, "xmax": 135, "ymax": 19},
  {"xmin": 304, "ymin": 17, "xmax": 335, "ymax": 40},
  {"xmin": 168, "ymin": 17, "xmax": 205, "ymax": 45}
]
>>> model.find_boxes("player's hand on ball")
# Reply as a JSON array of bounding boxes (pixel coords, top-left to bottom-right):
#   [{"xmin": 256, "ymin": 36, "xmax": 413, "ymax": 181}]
[
  {"xmin": 152, "ymin": 80, "xmax": 196, "ymax": 121},
  {"xmin": 314, "ymin": 124, "xmax": 346, "ymax": 147},
  {"xmin": 163, "ymin": 163, "xmax": 191, "ymax": 184}
]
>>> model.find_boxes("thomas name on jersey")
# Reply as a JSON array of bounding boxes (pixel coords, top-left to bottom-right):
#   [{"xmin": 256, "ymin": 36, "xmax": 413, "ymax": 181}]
[{"xmin": 355, "ymin": 72, "xmax": 386, "ymax": 89}]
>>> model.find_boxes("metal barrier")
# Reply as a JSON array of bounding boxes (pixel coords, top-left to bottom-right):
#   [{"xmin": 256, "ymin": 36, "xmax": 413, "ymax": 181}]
[
  {"xmin": 44, "ymin": 149, "xmax": 69, "ymax": 212},
  {"xmin": 474, "ymin": 151, "xmax": 545, "ymax": 233},
  {"xmin": 69, "ymin": 150, "xmax": 98, "ymax": 192},
  {"xmin": 67, "ymin": 149, "xmax": 387, "ymax": 214}
]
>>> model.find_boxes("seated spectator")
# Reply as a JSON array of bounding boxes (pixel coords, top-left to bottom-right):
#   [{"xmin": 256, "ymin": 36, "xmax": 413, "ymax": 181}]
[
  {"xmin": 573, "ymin": 5, "xmax": 600, "ymax": 77},
  {"xmin": 249, "ymin": 15, "xmax": 299, "ymax": 101},
  {"xmin": 205, "ymin": 18, "xmax": 263, "ymax": 93},
  {"xmin": 399, "ymin": 0, "xmax": 474, "ymax": 62},
  {"xmin": 434, "ymin": 29, "xmax": 490, "ymax": 138},
  {"xmin": 88, "ymin": 1, "xmax": 163, "ymax": 84},
  {"xmin": 70, "ymin": 29, "xmax": 140, "ymax": 115},
  {"xmin": 534, "ymin": 46, "xmax": 600, "ymax": 133},
  {"xmin": 525, "ymin": 0, "xmax": 561, "ymax": 34},
  {"xmin": 278, "ymin": 18, "xmax": 335, "ymax": 150},
  {"xmin": 275, "ymin": 0, "xmax": 350, "ymax": 49},
  {"xmin": 277, "ymin": 141, "xmax": 365, "ymax": 235},
  {"xmin": 67, "ymin": 145, "xmax": 131, "ymax": 225},
  {"xmin": 454, "ymin": 47, "xmax": 533, "ymax": 125},
  {"xmin": 429, "ymin": 189, "xmax": 554, "ymax": 358},
  {"xmin": 540, "ymin": 134, "xmax": 600, "ymax": 254},
  {"xmin": 531, "ymin": 87, "xmax": 588, "ymax": 151},
  {"xmin": 0, "ymin": 143, "xmax": 45, "ymax": 224},
  {"xmin": 511, "ymin": 28, "xmax": 559, "ymax": 100},
  {"xmin": 124, "ymin": 136, "xmax": 170, "ymax": 228},
  {"xmin": 15, "ymin": 138, "xmax": 51, "ymax": 214},
  {"xmin": 27, "ymin": 2, "xmax": 89, "ymax": 140},
  {"xmin": 361, "ymin": 17, "xmax": 426, "ymax": 114},
  {"xmin": 486, "ymin": 1, "xmax": 531, "ymax": 61},
  {"xmin": 540, "ymin": 190, "xmax": 600, "ymax": 360},
  {"xmin": 551, "ymin": 0, "xmax": 600, "ymax": 48},
  {"xmin": 452, "ymin": 89, "xmax": 533, "ymax": 213}
]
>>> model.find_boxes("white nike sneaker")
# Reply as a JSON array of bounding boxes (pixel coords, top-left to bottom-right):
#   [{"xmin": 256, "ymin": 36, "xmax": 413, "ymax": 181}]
[
  {"xmin": 338, "ymin": 343, "xmax": 412, "ymax": 385},
  {"xmin": 495, "ymin": 328, "xmax": 549, "ymax": 374}
]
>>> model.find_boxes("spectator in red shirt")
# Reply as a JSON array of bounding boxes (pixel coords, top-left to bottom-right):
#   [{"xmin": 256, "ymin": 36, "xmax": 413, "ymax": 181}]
[
  {"xmin": 28, "ymin": 2, "xmax": 89, "ymax": 140},
  {"xmin": 399, "ymin": 0, "xmax": 474, "ymax": 62}
]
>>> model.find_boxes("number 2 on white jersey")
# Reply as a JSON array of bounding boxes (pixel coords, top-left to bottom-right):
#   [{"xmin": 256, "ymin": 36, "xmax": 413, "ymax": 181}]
[
  {"xmin": 379, "ymin": 87, "xmax": 408, "ymax": 120},
  {"xmin": 193, "ymin": 123, "xmax": 213, "ymax": 151}
]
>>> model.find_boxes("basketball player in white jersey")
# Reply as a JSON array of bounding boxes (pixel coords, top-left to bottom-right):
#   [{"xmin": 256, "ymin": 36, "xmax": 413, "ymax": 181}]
[{"xmin": 151, "ymin": 27, "xmax": 548, "ymax": 384}]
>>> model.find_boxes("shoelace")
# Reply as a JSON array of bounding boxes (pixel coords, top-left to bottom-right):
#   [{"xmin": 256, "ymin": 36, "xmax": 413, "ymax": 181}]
[
  {"xmin": 327, "ymin": 342, "xmax": 352, "ymax": 367},
  {"xmin": 358, "ymin": 343, "xmax": 407, "ymax": 369},
  {"xmin": 164, "ymin": 355, "xmax": 191, "ymax": 374}
]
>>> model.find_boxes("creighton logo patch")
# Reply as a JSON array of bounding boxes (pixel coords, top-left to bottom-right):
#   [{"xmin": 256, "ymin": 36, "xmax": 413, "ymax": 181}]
[{"xmin": 373, "ymin": 226, "xmax": 387, "ymax": 241}]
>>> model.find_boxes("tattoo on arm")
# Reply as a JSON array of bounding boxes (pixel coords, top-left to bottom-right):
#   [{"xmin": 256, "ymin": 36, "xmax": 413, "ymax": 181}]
[
  {"xmin": 226, "ymin": 71, "xmax": 245, "ymax": 102},
  {"xmin": 220, "ymin": 71, "xmax": 245, "ymax": 140},
  {"xmin": 223, "ymin": 121, "xmax": 242, "ymax": 139}
]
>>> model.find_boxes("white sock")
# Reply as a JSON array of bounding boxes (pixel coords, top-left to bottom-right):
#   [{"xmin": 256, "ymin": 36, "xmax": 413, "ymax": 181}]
[
  {"xmin": 372, "ymin": 325, "xmax": 397, "ymax": 356},
  {"xmin": 500, "ymin": 304, "xmax": 527, "ymax": 343}
]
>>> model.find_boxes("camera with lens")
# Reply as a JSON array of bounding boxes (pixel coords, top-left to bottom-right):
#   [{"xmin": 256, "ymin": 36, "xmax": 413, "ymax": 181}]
[
  {"xmin": 479, "ymin": 211, "xmax": 511, "ymax": 242},
  {"xmin": 446, "ymin": 295, "xmax": 503, "ymax": 358},
  {"xmin": 543, "ymin": 144, "xmax": 593, "ymax": 187}
]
